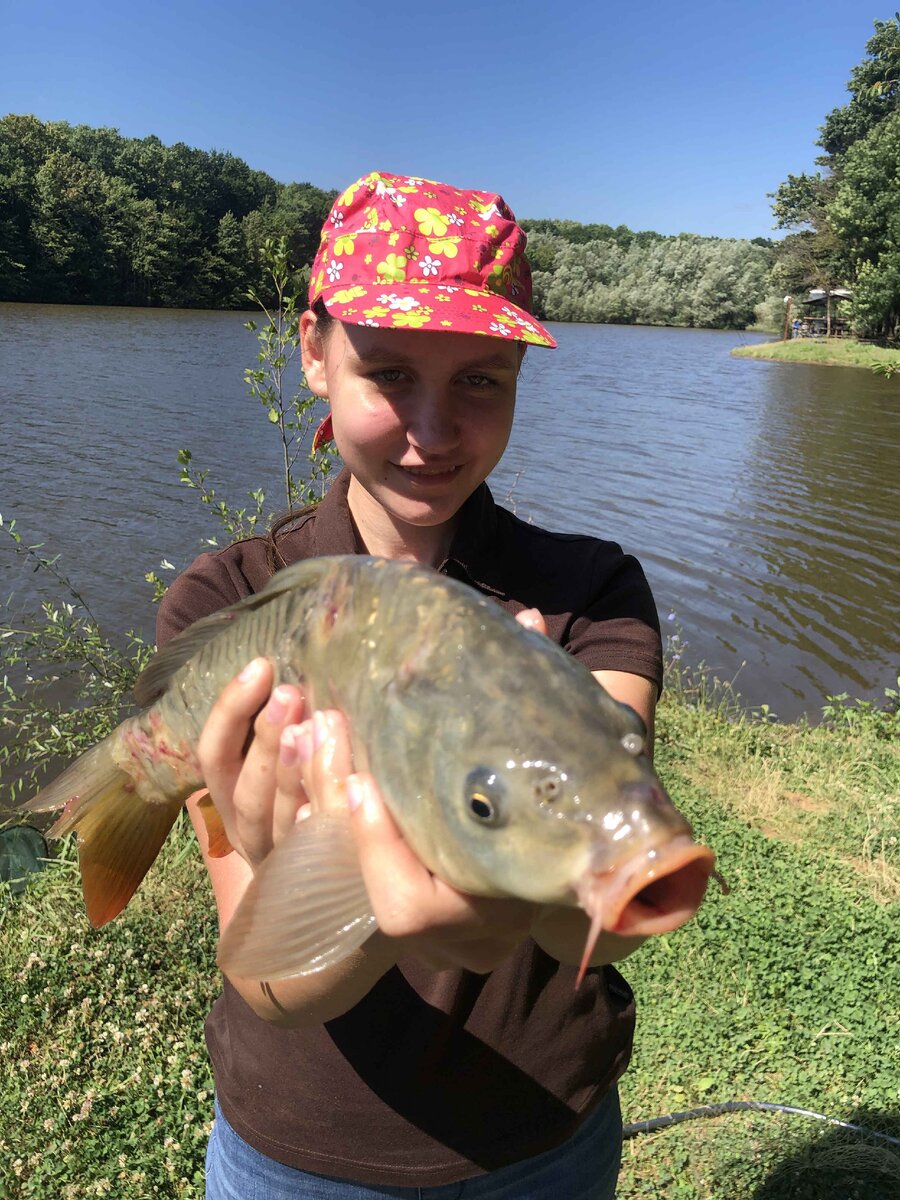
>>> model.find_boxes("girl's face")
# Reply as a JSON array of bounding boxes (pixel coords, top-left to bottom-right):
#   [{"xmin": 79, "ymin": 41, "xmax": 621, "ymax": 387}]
[{"xmin": 301, "ymin": 314, "xmax": 521, "ymax": 544}]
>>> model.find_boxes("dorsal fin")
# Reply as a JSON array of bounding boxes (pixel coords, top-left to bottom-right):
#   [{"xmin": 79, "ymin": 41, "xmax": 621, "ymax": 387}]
[{"xmin": 134, "ymin": 557, "xmax": 342, "ymax": 707}]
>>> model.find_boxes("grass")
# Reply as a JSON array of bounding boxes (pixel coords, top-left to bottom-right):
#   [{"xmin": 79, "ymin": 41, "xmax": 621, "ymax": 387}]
[
  {"xmin": 731, "ymin": 337, "xmax": 900, "ymax": 371},
  {"xmin": 1, "ymin": 677, "xmax": 898, "ymax": 1199}
]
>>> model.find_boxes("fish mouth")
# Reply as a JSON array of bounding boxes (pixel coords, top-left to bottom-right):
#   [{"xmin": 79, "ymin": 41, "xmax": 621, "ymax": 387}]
[
  {"xmin": 592, "ymin": 835, "xmax": 716, "ymax": 936},
  {"xmin": 574, "ymin": 835, "xmax": 716, "ymax": 983}
]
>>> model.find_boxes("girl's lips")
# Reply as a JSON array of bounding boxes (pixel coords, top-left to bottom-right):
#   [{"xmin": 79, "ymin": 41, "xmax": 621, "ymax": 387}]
[{"xmin": 394, "ymin": 464, "xmax": 463, "ymax": 485}]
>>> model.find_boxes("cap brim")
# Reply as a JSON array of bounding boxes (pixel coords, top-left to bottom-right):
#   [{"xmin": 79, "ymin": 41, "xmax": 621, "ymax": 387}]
[{"xmin": 318, "ymin": 281, "xmax": 556, "ymax": 349}]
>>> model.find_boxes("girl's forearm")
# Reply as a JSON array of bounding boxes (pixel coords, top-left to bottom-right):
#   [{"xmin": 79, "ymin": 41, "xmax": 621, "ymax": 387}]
[{"xmin": 225, "ymin": 930, "xmax": 399, "ymax": 1027}]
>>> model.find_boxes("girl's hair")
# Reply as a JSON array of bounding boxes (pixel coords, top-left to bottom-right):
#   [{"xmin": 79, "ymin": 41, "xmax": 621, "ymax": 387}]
[{"xmin": 264, "ymin": 300, "xmax": 335, "ymax": 575}]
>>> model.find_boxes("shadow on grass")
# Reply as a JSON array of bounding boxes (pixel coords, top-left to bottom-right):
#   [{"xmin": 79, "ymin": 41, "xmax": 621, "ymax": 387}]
[{"xmin": 751, "ymin": 1108, "xmax": 900, "ymax": 1200}]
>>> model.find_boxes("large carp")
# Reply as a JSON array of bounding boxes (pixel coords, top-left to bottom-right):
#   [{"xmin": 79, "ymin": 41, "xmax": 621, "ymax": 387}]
[{"xmin": 23, "ymin": 556, "xmax": 717, "ymax": 982}]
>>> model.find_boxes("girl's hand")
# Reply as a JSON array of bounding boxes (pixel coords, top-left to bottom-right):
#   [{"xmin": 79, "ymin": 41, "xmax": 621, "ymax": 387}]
[
  {"xmin": 197, "ymin": 658, "xmax": 309, "ymax": 869},
  {"xmin": 343, "ymin": 770, "xmax": 538, "ymax": 974}
]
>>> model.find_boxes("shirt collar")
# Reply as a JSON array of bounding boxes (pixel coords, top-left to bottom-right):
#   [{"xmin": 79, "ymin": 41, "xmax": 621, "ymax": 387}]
[
  {"xmin": 306, "ymin": 467, "xmax": 507, "ymax": 596},
  {"xmin": 439, "ymin": 481, "xmax": 507, "ymax": 597},
  {"xmin": 309, "ymin": 468, "xmax": 366, "ymax": 556}
]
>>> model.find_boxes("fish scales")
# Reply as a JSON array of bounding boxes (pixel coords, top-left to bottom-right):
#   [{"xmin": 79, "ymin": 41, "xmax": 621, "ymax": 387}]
[{"xmin": 21, "ymin": 555, "xmax": 718, "ymax": 980}]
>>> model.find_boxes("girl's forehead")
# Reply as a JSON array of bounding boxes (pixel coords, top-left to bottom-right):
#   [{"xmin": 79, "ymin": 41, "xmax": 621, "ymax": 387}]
[{"xmin": 332, "ymin": 321, "xmax": 523, "ymax": 371}]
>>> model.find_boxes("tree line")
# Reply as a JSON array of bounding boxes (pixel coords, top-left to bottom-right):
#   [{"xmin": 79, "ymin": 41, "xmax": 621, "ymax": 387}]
[
  {"xmin": 0, "ymin": 114, "xmax": 337, "ymax": 308},
  {"xmin": 770, "ymin": 14, "xmax": 900, "ymax": 338},
  {"xmin": 1, "ymin": 115, "xmax": 777, "ymax": 328}
]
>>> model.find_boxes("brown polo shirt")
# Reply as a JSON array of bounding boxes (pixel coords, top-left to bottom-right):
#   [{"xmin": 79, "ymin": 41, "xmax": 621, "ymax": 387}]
[{"xmin": 158, "ymin": 469, "xmax": 662, "ymax": 1187}]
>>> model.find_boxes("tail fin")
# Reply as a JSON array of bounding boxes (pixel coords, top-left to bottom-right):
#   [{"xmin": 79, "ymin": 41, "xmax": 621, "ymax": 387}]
[{"xmin": 22, "ymin": 738, "xmax": 182, "ymax": 927}]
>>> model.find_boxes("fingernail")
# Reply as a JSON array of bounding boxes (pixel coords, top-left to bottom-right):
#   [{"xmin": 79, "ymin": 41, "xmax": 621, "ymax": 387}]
[
  {"xmin": 313, "ymin": 710, "xmax": 330, "ymax": 751},
  {"xmin": 346, "ymin": 774, "xmax": 364, "ymax": 813},
  {"xmin": 295, "ymin": 721, "xmax": 313, "ymax": 762},
  {"xmin": 239, "ymin": 658, "xmax": 265, "ymax": 683},
  {"xmin": 279, "ymin": 728, "xmax": 298, "ymax": 766},
  {"xmin": 266, "ymin": 686, "xmax": 292, "ymax": 724}
]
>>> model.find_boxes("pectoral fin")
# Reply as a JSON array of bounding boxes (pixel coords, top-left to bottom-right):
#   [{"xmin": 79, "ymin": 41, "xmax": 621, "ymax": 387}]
[
  {"xmin": 217, "ymin": 811, "xmax": 377, "ymax": 981},
  {"xmin": 194, "ymin": 791, "xmax": 234, "ymax": 858}
]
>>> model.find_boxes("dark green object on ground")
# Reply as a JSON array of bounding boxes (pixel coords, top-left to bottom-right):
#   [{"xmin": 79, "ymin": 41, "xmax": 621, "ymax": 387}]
[{"xmin": 0, "ymin": 825, "xmax": 49, "ymax": 895}]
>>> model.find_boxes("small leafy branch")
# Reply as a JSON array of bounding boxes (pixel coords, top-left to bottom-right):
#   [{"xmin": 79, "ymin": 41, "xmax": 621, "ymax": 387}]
[
  {"xmin": 244, "ymin": 237, "xmax": 334, "ymax": 512},
  {"xmin": 0, "ymin": 516, "xmax": 152, "ymax": 805}
]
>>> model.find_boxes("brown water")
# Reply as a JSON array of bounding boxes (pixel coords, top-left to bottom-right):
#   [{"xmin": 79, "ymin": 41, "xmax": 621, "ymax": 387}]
[{"xmin": 2, "ymin": 303, "xmax": 898, "ymax": 728}]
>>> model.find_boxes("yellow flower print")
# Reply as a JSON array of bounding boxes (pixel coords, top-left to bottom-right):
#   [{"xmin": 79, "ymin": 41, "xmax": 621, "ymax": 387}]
[
  {"xmin": 472, "ymin": 303, "xmax": 487, "ymax": 313},
  {"xmin": 428, "ymin": 237, "xmax": 460, "ymax": 258},
  {"xmin": 415, "ymin": 207, "xmax": 449, "ymax": 237},
  {"xmin": 376, "ymin": 253, "xmax": 408, "ymax": 283},
  {"xmin": 332, "ymin": 286, "xmax": 366, "ymax": 303},
  {"xmin": 337, "ymin": 180, "xmax": 363, "ymax": 207},
  {"xmin": 388, "ymin": 232, "xmax": 400, "ymax": 246},
  {"xmin": 361, "ymin": 207, "xmax": 379, "ymax": 231},
  {"xmin": 334, "ymin": 233, "xmax": 357, "ymax": 256},
  {"xmin": 435, "ymin": 293, "xmax": 451, "ymax": 303},
  {"xmin": 393, "ymin": 308, "xmax": 433, "ymax": 328},
  {"xmin": 440, "ymin": 319, "xmax": 453, "ymax": 326},
  {"xmin": 379, "ymin": 220, "xmax": 392, "ymax": 231},
  {"xmin": 364, "ymin": 254, "xmax": 373, "ymax": 264},
  {"xmin": 485, "ymin": 224, "xmax": 498, "ymax": 237},
  {"xmin": 364, "ymin": 305, "xmax": 390, "ymax": 318}
]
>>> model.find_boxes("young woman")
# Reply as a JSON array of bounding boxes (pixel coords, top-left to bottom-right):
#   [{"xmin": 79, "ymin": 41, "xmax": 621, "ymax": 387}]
[{"xmin": 158, "ymin": 171, "xmax": 663, "ymax": 1198}]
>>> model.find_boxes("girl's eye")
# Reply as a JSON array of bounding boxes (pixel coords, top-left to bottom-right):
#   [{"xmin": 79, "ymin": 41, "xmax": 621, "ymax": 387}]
[
  {"xmin": 462, "ymin": 374, "xmax": 496, "ymax": 390},
  {"xmin": 370, "ymin": 369, "xmax": 407, "ymax": 385}
]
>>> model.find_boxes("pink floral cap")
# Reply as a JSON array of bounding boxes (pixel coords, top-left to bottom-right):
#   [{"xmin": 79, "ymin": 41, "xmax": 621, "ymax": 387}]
[{"xmin": 308, "ymin": 170, "xmax": 556, "ymax": 349}]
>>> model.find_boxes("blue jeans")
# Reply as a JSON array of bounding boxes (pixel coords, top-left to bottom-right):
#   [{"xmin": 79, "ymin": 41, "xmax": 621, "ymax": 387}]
[{"xmin": 205, "ymin": 1088, "xmax": 622, "ymax": 1199}]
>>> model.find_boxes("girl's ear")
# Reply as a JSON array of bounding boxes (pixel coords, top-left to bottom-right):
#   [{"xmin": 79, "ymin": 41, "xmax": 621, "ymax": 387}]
[{"xmin": 300, "ymin": 309, "xmax": 328, "ymax": 397}]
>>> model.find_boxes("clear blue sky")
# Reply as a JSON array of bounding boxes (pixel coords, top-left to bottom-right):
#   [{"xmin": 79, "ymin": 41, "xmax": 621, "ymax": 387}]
[{"xmin": 0, "ymin": 0, "xmax": 883, "ymax": 239}]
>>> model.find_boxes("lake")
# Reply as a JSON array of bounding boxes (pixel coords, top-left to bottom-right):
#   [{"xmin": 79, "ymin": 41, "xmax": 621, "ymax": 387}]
[{"xmin": 1, "ymin": 302, "xmax": 898, "ymax": 724}]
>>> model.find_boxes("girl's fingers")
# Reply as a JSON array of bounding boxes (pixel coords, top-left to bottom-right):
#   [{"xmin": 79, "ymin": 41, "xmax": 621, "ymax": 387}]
[
  {"xmin": 233, "ymin": 681, "xmax": 305, "ymax": 864},
  {"xmin": 347, "ymin": 774, "xmax": 536, "ymax": 969},
  {"xmin": 297, "ymin": 710, "xmax": 362, "ymax": 816},
  {"xmin": 272, "ymin": 721, "xmax": 313, "ymax": 842},
  {"xmin": 307, "ymin": 710, "xmax": 355, "ymax": 815},
  {"xmin": 515, "ymin": 607, "xmax": 548, "ymax": 636},
  {"xmin": 197, "ymin": 657, "xmax": 274, "ymax": 845}
]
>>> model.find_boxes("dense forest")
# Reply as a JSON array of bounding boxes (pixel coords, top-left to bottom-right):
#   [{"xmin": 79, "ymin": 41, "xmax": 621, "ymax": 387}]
[
  {"xmin": 770, "ymin": 14, "xmax": 900, "ymax": 337},
  {"xmin": 0, "ymin": 114, "xmax": 773, "ymax": 328},
  {"xmin": 1, "ymin": 16, "xmax": 897, "ymax": 335},
  {"xmin": 0, "ymin": 114, "xmax": 337, "ymax": 309}
]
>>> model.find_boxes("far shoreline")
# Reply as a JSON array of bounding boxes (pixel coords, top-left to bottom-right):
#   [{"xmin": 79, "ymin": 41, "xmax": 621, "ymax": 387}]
[{"xmin": 731, "ymin": 337, "xmax": 899, "ymax": 372}]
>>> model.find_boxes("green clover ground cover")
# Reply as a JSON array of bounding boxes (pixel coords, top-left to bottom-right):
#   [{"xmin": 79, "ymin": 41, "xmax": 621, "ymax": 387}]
[{"xmin": 1, "ymin": 691, "xmax": 898, "ymax": 1199}]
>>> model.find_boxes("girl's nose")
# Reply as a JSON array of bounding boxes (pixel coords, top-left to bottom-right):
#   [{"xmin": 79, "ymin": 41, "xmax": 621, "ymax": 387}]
[{"xmin": 406, "ymin": 393, "xmax": 459, "ymax": 454}]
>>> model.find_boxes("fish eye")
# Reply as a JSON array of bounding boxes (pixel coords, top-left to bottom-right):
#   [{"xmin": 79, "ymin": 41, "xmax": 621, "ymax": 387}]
[{"xmin": 464, "ymin": 768, "xmax": 506, "ymax": 827}]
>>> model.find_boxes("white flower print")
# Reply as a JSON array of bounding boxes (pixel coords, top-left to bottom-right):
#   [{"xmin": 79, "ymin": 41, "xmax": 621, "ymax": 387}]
[
  {"xmin": 376, "ymin": 293, "xmax": 420, "ymax": 311},
  {"xmin": 375, "ymin": 182, "xmax": 406, "ymax": 208},
  {"xmin": 418, "ymin": 255, "xmax": 441, "ymax": 277},
  {"xmin": 447, "ymin": 213, "xmax": 464, "ymax": 227},
  {"xmin": 330, "ymin": 210, "xmax": 344, "ymax": 227},
  {"xmin": 358, "ymin": 318, "xmax": 380, "ymax": 327},
  {"xmin": 326, "ymin": 261, "xmax": 344, "ymax": 283},
  {"xmin": 489, "ymin": 322, "xmax": 511, "ymax": 336},
  {"xmin": 436, "ymin": 284, "xmax": 459, "ymax": 293}
]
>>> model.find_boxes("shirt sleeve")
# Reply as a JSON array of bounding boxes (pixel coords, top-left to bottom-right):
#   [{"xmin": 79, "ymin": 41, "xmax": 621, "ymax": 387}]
[
  {"xmin": 566, "ymin": 551, "xmax": 663, "ymax": 693},
  {"xmin": 156, "ymin": 551, "xmax": 248, "ymax": 649}
]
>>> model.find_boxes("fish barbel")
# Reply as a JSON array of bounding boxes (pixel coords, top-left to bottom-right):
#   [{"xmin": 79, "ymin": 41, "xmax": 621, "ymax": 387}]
[{"xmin": 23, "ymin": 556, "xmax": 717, "ymax": 982}]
